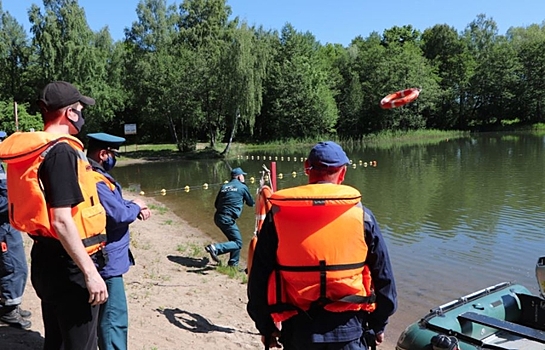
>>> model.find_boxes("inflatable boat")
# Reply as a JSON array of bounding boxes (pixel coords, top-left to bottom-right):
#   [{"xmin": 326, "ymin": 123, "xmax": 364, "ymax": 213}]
[{"xmin": 396, "ymin": 257, "xmax": 545, "ymax": 350}]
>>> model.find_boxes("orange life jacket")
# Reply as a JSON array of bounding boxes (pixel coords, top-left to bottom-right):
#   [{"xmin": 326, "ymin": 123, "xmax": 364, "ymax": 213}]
[
  {"xmin": 266, "ymin": 183, "xmax": 376, "ymax": 323},
  {"xmin": 93, "ymin": 171, "xmax": 116, "ymax": 191},
  {"xmin": 0, "ymin": 132, "xmax": 107, "ymax": 255}
]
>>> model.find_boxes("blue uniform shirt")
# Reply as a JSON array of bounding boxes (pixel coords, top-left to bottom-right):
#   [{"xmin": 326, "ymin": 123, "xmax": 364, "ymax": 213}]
[
  {"xmin": 90, "ymin": 159, "xmax": 140, "ymax": 278},
  {"xmin": 0, "ymin": 163, "xmax": 9, "ymax": 222},
  {"xmin": 214, "ymin": 178, "xmax": 254, "ymax": 219}
]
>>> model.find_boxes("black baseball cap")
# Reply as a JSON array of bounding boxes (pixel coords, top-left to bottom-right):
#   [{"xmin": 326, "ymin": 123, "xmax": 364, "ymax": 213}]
[{"xmin": 38, "ymin": 81, "xmax": 95, "ymax": 111}]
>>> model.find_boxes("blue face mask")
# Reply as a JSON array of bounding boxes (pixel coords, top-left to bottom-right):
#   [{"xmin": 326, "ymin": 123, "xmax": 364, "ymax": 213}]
[{"xmin": 103, "ymin": 154, "xmax": 116, "ymax": 171}]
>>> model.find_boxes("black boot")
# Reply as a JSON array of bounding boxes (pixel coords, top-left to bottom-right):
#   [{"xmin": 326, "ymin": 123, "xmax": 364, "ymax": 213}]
[{"xmin": 0, "ymin": 306, "xmax": 32, "ymax": 329}]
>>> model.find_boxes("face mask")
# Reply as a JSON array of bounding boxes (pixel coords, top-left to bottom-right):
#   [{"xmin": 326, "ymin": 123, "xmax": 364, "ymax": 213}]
[
  {"xmin": 69, "ymin": 109, "xmax": 85, "ymax": 133},
  {"xmin": 103, "ymin": 154, "xmax": 116, "ymax": 171}
]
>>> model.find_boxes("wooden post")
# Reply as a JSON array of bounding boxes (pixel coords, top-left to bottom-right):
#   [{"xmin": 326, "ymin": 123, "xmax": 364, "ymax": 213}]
[{"xmin": 14, "ymin": 101, "xmax": 18, "ymax": 131}]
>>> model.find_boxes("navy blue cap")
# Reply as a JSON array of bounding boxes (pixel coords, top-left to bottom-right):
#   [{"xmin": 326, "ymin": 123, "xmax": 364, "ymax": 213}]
[
  {"xmin": 231, "ymin": 167, "xmax": 247, "ymax": 177},
  {"xmin": 307, "ymin": 141, "xmax": 349, "ymax": 168},
  {"xmin": 0, "ymin": 131, "xmax": 7, "ymax": 138},
  {"xmin": 87, "ymin": 133, "xmax": 125, "ymax": 155}
]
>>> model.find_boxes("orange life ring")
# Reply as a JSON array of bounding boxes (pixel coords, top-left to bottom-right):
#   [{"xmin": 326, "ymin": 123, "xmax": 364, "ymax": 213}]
[
  {"xmin": 380, "ymin": 88, "xmax": 420, "ymax": 109},
  {"xmin": 246, "ymin": 185, "xmax": 273, "ymax": 275}
]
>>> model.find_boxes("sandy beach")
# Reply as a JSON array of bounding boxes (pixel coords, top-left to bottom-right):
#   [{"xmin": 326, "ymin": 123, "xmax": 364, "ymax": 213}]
[{"xmin": 0, "ymin": 192, "xmax": 399, "ymax": 349}]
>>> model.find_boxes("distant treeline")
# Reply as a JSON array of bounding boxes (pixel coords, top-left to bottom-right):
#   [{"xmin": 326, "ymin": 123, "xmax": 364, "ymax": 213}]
[{"xmin": 1, "ymin": 0, "xmax": 544, "ymax": 151}]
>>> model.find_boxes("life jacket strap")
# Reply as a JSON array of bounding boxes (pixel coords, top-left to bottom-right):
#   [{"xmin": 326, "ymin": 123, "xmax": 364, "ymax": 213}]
[
  {"xmin": 275, "ymin": 269, "xmax": 282, "ymax": 305},
  {"xmin": 319, "ymin": 260, "xmax": 327, "ymax": 302},
  {"xmin": 336, "ymin": 293, "xmax": 376, "ymax": 304},
  {"xmin": 276, "ymin": 261, "xmax": 365, "ymax": 272},
  {"xmin": 81, "ymin": 233, "xmax": 106, "ymax": 248},
  {"xmin": 271, "ymin": 259, "xmax": 375, "ymax": 316},
  {"xmin": 269, "ymin": 293, "xmax": 376, "ymax": 315},
  {"xmin": 268, "ymin": 302, "xmax": 302, "ymax": 314}
]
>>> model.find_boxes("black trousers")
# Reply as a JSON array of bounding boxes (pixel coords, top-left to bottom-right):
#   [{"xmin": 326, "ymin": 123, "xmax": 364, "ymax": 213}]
[{"xmin": 31, "ymin": 239, "xmax": 99, "ymax": 350}]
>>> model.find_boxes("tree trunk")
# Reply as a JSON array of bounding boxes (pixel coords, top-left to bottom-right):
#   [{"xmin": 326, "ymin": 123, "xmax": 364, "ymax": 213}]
[
  {"xmin": 221, "ymin": 111, "xmax": 239, "ymax": 156},
  {"xmin": 168, "ymin": 116, "xmax": 181, "ymax": 151}
]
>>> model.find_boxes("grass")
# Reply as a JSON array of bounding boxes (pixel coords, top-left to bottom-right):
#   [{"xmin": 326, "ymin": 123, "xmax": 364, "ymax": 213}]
[
  {"xmin": 176, "ymin": 242, "xmax": 204, "ymax": 257},
  {"xmin": 175, "ymin": 242, "xmax": 247, "ymax": 282},
  {"xmin": 344, "ymin": 129, "xmax": 469, "ymax": 149},
  {"xmin": 119, "ymin": 142, "xmax": 221, "ymax": 160},
  {"xmin": 118, "ymin": 130, "xmax": 467, "ymax": 161},
  {"xmin": 148, "ymin": 204, "xmax": 168, "ymax": 214},
  {"xmin": 117, "ymin": 125, "xmax": 545, "ymax": 164},
  {"xmin": 216, "ymin": 265, "xmax": 248, "ymax": 284}
]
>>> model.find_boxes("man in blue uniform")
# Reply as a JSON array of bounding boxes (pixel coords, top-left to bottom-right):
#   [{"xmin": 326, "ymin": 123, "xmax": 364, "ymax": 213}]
[
  {"xmin": 247, "ymin": 141, "xmax": 397, "ymax": 350},
  {"xmin": 86, "ymin": 132, "xmax": 151, "ymax": 350},
  {"xmin": 0, "ymin": 131, "xmax": 31, "ymax": 329},
  {"xmin": 206, "ymin": 167, "xmax": 254, "ymax": 267}
]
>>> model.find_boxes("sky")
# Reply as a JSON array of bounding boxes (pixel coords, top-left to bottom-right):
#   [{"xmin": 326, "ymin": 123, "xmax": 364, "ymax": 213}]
[{"xmin": 3, "ymin": 0, "xmax": 545, "ymax": 46}]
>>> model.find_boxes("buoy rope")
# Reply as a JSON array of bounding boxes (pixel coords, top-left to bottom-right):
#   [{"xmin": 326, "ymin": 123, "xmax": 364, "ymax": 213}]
[{"xmin": 142, "ymin": 160, "xmax": 378, "ymax": 196}]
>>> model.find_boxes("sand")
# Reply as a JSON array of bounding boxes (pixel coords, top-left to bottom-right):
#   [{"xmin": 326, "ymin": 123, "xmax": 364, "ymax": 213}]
[{"xmin": 0, "ymin": 193, "xmax": 398, "ymax": 349}]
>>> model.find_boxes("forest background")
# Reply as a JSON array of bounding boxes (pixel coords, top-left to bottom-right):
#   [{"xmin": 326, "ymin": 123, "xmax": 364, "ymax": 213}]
[{"xmin": 1, "ymin": 0, "xmax": 545, "ymax": 153}]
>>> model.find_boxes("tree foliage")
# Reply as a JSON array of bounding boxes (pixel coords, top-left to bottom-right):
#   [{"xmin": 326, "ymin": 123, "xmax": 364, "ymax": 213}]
[{"xmin": 0, "ymin": 1, "xmax": 543, "ymax": 148}]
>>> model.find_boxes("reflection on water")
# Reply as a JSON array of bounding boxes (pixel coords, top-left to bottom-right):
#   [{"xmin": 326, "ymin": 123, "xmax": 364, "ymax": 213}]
[{"xmin": 112, "ymin": 132, "xmax": 545, "ymax": 331}]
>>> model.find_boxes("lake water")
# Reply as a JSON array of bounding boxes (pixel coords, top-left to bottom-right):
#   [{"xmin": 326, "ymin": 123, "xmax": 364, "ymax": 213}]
[{"xmin": 111, "ymin": 132, "xmax": 545, "ymax": 340}]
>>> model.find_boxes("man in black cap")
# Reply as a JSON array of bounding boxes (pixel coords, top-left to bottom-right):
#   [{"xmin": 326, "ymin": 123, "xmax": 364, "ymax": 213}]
[
  {"xmin": 86, "ymin": 132, "xmax": 151, "ymax": 350},
  {"xmin": 247, "ymin": 141, "xmax": 397, "ymax": 350},
  {"xmin": 0, "ymin": 81, "xmax": 108, "ymax": 350},
  {"xmin": 0, "ymin": 131, "xmax": 31, "ymax": 329},
  {"xmin": 206, "ymin": 167, "xmax": 255, "ymax": 267}
]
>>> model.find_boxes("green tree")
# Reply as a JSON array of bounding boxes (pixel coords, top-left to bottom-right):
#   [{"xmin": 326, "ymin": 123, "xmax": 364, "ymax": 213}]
[
  {"xmin": 29, "ymin": 0, "xmax": 96, "ymax": 84},
  {"xmin": 0, "ymin": 3, "xmax": 31, "ymax": 103},
  {"xmin": 258, "ymin": 24, "xmax": 338, "ymax": 141},
  {"xmin": 0, "ymin": 101, "xmax": 42, "ymax": 133},
  {"xmin": 123, "ymin": 0, "xmax": 183, "ymax": 144},
  {"xmin": 512, "ymin": 24, "xmax": 545, "ymax": 122},
  {"xmin": 176, "ymin": 0, "xmax": 269, "ymax": 151},
  {"xmin": 27, "ymin": 0, "xmax": 121, "ymax": 130},
  {"xmin": 421, "ymin": 24, "xmax": 475, "ymax": 129}
]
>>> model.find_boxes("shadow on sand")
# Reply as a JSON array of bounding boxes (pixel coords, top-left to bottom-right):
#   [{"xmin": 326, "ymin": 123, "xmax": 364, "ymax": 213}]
[
  {"xmin": 0, "ymin": 325, "xmax": 44, "ymax": 350},
  {"xmin": 167, "ymin": 255, "xmax": 217, "ymax": 274},
  {"xmin": 159, "ymin": 308, "xmax": 235, "ymax": 334}
]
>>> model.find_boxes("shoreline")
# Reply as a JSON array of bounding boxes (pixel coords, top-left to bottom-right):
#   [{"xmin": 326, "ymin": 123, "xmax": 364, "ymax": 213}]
[{"xmin": 118, "ymin": 155, "xmax": 405, "ymax": 348}]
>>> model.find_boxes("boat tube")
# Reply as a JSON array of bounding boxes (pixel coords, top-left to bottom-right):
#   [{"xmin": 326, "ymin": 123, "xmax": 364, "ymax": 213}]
[{"xmin": 397, "ymin": 277, "xmax": 545, "ymax": 349}]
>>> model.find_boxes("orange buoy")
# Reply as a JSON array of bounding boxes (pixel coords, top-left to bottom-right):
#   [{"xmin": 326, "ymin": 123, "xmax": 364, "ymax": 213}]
[{"xmin": 380, "ymin": 88, "xmax": 421, "ymax": 109}]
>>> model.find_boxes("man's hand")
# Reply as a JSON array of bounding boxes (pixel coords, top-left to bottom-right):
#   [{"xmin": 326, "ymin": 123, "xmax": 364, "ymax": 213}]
[
  {"xmin": 133, "ymin": 198, "xmax": 151, "ymax": 220},
  {"xmin": 139, "ymin": 208, "xmax": 152, "ymax": 220},
  {"xmin": 52, "ymin": 206, "xmax": 109, "ymax": 306},
  {"xmin": 261, "ymin": 330, "xmax": 282, "ymax": 348},
  {"xmin": 86, "ymin": 269, "xmax": 108, "ymax": 305},
  {"xmin": 375, "ymin": 331, "xmax": 385, "ymax": 345}
]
